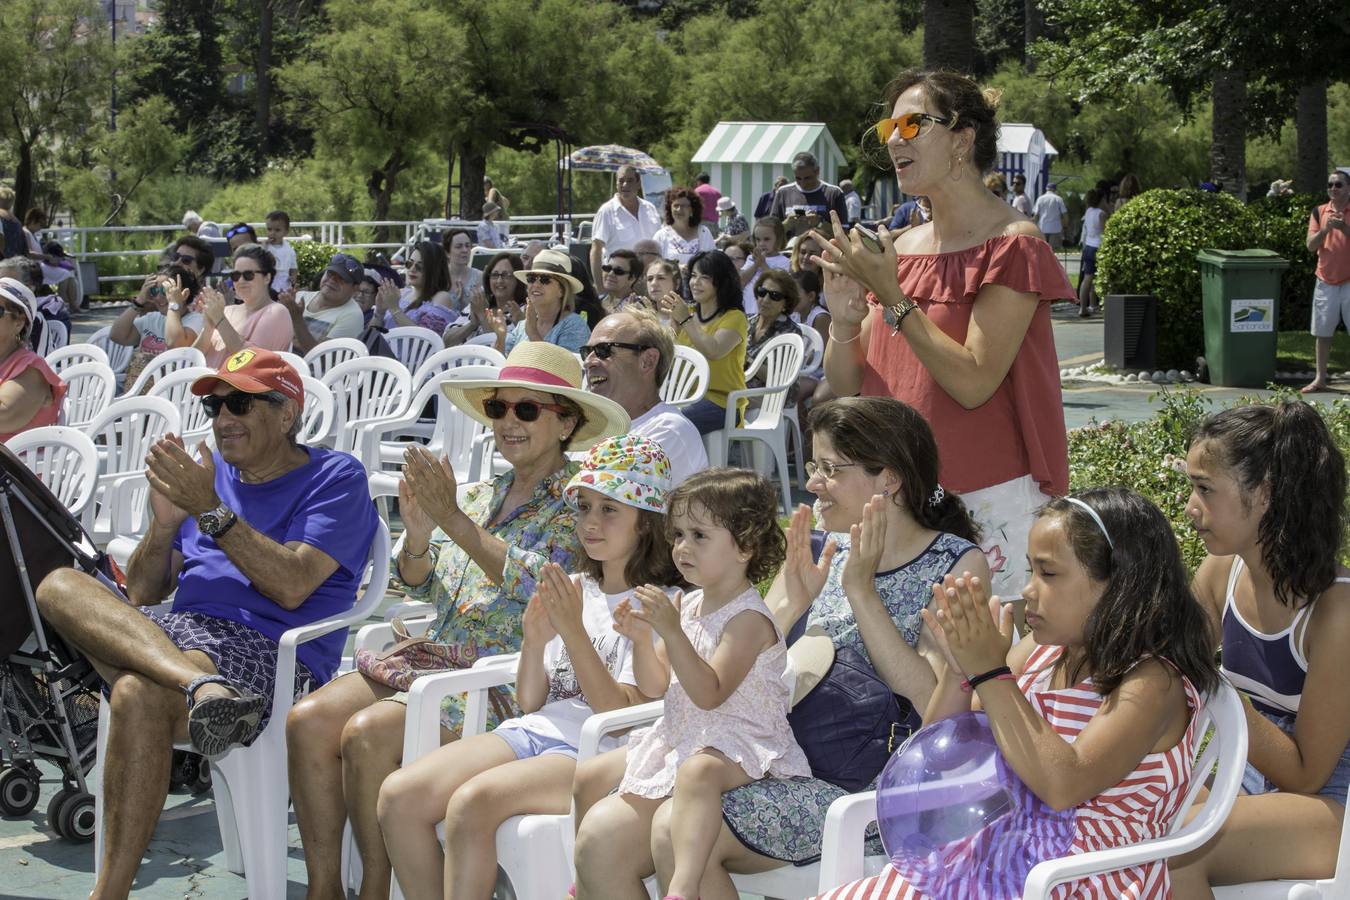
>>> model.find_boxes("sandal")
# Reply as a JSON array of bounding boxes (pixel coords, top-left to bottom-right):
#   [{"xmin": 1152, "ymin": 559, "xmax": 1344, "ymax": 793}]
[{"xmin": 184, "ymin": 674, "xmax": 266, "ymax": 758}]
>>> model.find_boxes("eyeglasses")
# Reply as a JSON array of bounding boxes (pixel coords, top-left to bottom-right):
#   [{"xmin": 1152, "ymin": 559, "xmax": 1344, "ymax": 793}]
[
  {"xmin": 755, "ymin": 287, "xmax": 788, "ymax": 303},
  {"xmin": 601, "ymin": 265, "xmax": 631, "ymax": 277},
  {"xmin": 409, "ymin": 261, "xmax": 424, "ymax": 272},
  {"xmin": 482, "ymin": 397, "xmax": 570, "ymax": 422},
  {"xmin": 874, "ymin": 112, "xmax": 954, "ymax": 143},
  {"xmin": 580, "ymin": 341, "xmax": 651, "ymax": 360},
  {"xmin": 488, "ymin": 271, "xmax": 514, "ymax": 280},
  {"xmin": 174, "ymin": 252, "xmax": 205, "ymax": 268},
  {"xmin": 202, "ymin": 391, "xmax": 282, "ymax": 419},
  {"xmin": 226, "ymin": 269, "xmax": 264, "ymax": 282},
  {"xmin": 805, "ymin": 459, "xmax": 859, "ymax": 479},
  {"xmin": 524, "ymin": 273, "xmax": 555, "ymax": 285}
]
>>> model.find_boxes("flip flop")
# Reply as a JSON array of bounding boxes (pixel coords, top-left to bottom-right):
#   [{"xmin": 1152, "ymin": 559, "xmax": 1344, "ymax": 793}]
[
  {"xmin": 184, "ymin": 674, "xmax": 266, "ymax": 758},
  {"xmin": 1301, "ymin": 382, "xmax": 1328, "ymax": 394}
]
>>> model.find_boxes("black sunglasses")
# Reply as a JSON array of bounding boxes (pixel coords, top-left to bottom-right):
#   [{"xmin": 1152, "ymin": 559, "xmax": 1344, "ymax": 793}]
[
  {"xmin": 482, "ymin": 397, "xmax": 570, "ymax": 422},
  {"xmin": 226, "ymin": 269, "xmax": 265, "ymax": 282},
  {"xmin": 174, "ymin": 252, "xmax": 207, "ymax": 268},
  {"xmin": 601, "ymin": 265, "xmax": 631, "ymax": 277},
  {"xmin": 202, "ymin": 391, "xmax": 282, "ymax": 418},
  {"xmin": 225, "ymin": 225, "xmax": 252, "ymax": 239},
  {"xmin": 581, "ymin": 341, "xmax": 651, "ymax": 360},
  {"xmin": 754, "ymin": 287, "xmax": 789, "ymax": 303},
  {"xmin": 1330, "ymin": 182, "xmax": 1348, "ymax": 189},
  {"xmin": 524, "ymin": 273, "xmax": 555, "ymax": 285}
]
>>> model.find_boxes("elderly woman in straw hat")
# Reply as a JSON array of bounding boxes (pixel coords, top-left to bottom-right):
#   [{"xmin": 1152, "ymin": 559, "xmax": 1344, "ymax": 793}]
[
  {"xmin": 484, "ymin": 247, "xmax": 592, "ymax": 356},
  {"xmin": 287, "ymin": 342, "xmax": 628, "ymax": 900}
]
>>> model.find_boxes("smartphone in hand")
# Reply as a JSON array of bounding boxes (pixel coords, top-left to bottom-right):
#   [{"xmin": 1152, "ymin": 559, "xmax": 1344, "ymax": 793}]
[{"xmin": 853, "ymin": 225, "xmax": 883, "ymax": 253}]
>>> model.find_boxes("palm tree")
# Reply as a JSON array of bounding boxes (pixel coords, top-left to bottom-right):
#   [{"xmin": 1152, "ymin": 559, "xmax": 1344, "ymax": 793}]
[{"xmin": 924, "ymin": 0, "xmax": 976, "ymax": 73}]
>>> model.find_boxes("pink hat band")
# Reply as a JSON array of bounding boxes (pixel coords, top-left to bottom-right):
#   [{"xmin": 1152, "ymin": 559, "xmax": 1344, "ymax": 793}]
[{"xmin": 497, "ymin": 365, "xmax": 574, "ymax": 390}]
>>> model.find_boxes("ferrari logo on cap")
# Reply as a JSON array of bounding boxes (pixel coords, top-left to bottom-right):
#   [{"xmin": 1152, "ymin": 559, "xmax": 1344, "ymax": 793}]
[{"xmin": 226, "ymin": 350, "xmax": 256, "ymax": 371}]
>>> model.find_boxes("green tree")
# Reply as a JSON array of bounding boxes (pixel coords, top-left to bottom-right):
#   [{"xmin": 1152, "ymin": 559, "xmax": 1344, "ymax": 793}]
[{"xmin": 0, "ymin": 0, "xmax": 114, "ymax": 216}]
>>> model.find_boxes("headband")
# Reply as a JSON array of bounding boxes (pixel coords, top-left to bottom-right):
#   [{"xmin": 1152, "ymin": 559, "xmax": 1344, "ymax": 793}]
[{"xmin": 1064, "ymin": 496, "xmax": 1113, "ymax": 549}]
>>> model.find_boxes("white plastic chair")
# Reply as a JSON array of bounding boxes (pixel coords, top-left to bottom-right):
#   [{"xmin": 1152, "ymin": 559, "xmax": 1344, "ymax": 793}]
[
  {"xmin": 385, "ymin": 326, "xmax": 443, "ymax": 376},
  {"xmin": 37, "ymin": 317, "xmax": 68, "ymax": 355},
  {"xmin": 304, "ymin": 337, "xmax": 368, "ymax": 379},
  {"xmin": 6, "ymin": 425, "xmax": 100, "ymax": 518},
  {"xmin": 46, "ymin": 341, "xmax": 109, "ymax": 374},
  {"xmin": 411, "ymin": 344, "xmax": 506, "ymax": 394},
  {"xmin": 799, "ymin": 323, "xmax": 825, "ymax": 374},
  {"xmin": 465, "ymin": 332, "xmax": 499, "ymax": 348},
  {"xmin": 88, "ymin": 326, "xmax": 133, "ymax": 376},
  {"xmin": 1212, "ymin": 789, "xmax": 1350, "ymax": 896},
  {"xmin": 320, "ymin": 356, "xmax": 413, "ymax": 454},
  {"xmin": 146, "ymin": 366, "xmax": 217, "ymax": 446},
  {"xmin": 660, "ymin": 345, "xmax": 710, "ymax": 410},
  {"xmin": 298, "ymin": 375, "xmax": 336, "ymax": 446},
  {"xmin": 82, "ymin": 395, "xmax": 182, "ymax": 547},
  {"xmin": 277, "ymin": 349, "xmax": 309, "ymax": 379},
  {"xmin": 91, "ymin": 519, "xmax": 392, "ymax": 900},
  {"xmin": 58, "ymin": 361, "xmax": 117, "ymax": 429},
  {"xmin": 703, "ymin": 333, "xmax": 804, "ymax": 514},
  {"xmin": 121, "ymin": 346, "xmax": 207, "ymax": 397}
]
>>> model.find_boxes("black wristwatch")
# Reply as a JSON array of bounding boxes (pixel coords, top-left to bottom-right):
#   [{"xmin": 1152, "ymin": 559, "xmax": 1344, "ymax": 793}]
[{"xmin": 197, "ymin": 503, "xmax": 238, "ymax": 539}]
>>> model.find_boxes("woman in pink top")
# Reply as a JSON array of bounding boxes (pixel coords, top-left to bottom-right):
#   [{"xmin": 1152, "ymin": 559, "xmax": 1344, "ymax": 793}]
[
  {"xmin": 819, "ymin": 69, "xmax": 1074, "ymax": 600},
  {"xmin": 0, "ymin": 278, "xmax": 66, "ymax": 441},
  {"xmin": 193, "ymin": 243, "xmax": 294, "ymax": 369}
]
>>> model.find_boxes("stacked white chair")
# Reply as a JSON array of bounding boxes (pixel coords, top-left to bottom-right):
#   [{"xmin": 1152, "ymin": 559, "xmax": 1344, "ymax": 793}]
[
  {"xmin": 87, "ymin": 326, "xmax": 133, "ymax": 378},
  {"xmin": 276, "ymin": 349, "xmax": 309, "ymax": 378},
  {"xmin": 58, "ymin": 361, "xmax": 117, "ymax": 429},
  {"xmin": 6, "ymin": 425, "xmax": 100, "ymax": 518},
  {"xmin": 385, "ymin": 326, "xmax": 443, "ymax": 377},
  {"xmin": 120, "ymin": 346, "xmax": 207, "ymax": 397},
  {"xmin": 411, "ymin": 345, "xmax": 506, "ymax": 394},
  {"xmin": 320, "ymin": 356, "xmax": 413, "ymax": 455},
  {"xmin": 46, "ymin": 342, "xmax": 109, "ymax": 374},
  {"xmin": 298, "ymin": 375, "xmax": 336, "ymax": 446},
  {"xmin": 83, "ymin": 395, "xmax": 181, "ymax": 552},
  {"xmin": 659, "ymin": 345, "xmax": 710, "ymax": 410},
  {"xmin": 781, "ymin": 326, "xmax": 825, "ymax": 488},
  {"xmin": 91, "ymin": 520, "xmax": 392, "ymax": 900},
  {"xmin": 146, "ymin": 366, "xmax": 217, "ymax": 447},
  {"xmin": 304, "ymin": 337, "xmax": 367, "ymax": 379},
  {"xmin": 703, "ymin": 333, "xmax": 804, "ymax": 514},
  {"xmin": 37, "ymin": 317, "xmax": 69, "ymax": 356}
]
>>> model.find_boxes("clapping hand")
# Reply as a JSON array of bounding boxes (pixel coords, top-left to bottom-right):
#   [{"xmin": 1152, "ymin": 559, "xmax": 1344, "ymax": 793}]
[
  {"xmin": 538, "ymin": 562, "xmax": 585, "ymax": 642},
  {"xmin": 658, "ymin": 291, "xmax": 691, "ymax": 324},
  {"xmin": 401, "ymin": 445, "xmax": 460, "ymax": 531},
  {"xmin": 522, "ymin": 592, "xmax": 558, "ymax": 646},
  {"xmin": 376, "ymin": 280, "xmax": 401, "ymax": 313},
  {"xmin": 783, "ymin": 504, "xmax": 837, "ymax": 611},
  {"xmin": 165, "ymin": 274, "xmax": 190, "ymax": 311},
  {"xmin": 278, "ymin": 286, "xmax": 302, "ymax": 317},
  {"xmin": 396, "ymin": 476, "xmax": 436, "ymax": 545},
  {"xmin": 612, "ymin": 597, "xmax": 651, "ymax": 641},
  {"xmin": 809, "ymin": 211, "xmax": 899, "ymax": 305},
  {"xmin": 145, "ymin": 434, "xmax": 220, "ymax": 518},
  {"xmin": 200, "ymin": 286, "xmax": 226, "ymax": 326},
  {"xmin": 485, "ymin": 307, "xmax": 509, "ymax": 340},
  {"xmin": 841, "ymin": 494, "xmax": 888, "ymax": 598},
  {"xmin": 627, "ymin": 585, "xmax": 683, "ymax": 639},
  {"xmin": 920, "ymin": 573, "xmax": 1013, "ymax": 678}
]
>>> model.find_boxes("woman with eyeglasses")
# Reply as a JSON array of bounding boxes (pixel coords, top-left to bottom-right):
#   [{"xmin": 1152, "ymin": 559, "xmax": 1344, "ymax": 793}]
[
  {"xmin": 0, "ymin": 278, "xmax": 65, "ymax": 442},
  {"xmin": 193, "ymin": 244, "xmax": 294, "ymax": 369},
  {"xmin": 444, "ymin": 252, "xmax": 524, "ymax": 348},
  {"xmin": 287, "ymin": 342, "xmax": 628, "ymax": 900},
  {"xmin": 484, "ymin": 249, "xmax": 591, "ymax": 356},
  {"xmin": 599, "ymin": 248, "xmax": 644, "ymax": 314},
  {"xmin": 380, "ymin": 241, "xmax": 458, "ymax": 336},
  {"xmin": 816, "ymin": 68, "xmax": 1073, "ymax": 601},
  {"xmin": 653, "ymin": 186, "xmax": 716, "ymax": 267}
]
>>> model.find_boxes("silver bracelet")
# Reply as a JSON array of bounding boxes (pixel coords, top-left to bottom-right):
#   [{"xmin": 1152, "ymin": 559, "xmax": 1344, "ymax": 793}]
[{"xmin": 828, "ymin": 324, "xmax": 862, "ymax": 344}]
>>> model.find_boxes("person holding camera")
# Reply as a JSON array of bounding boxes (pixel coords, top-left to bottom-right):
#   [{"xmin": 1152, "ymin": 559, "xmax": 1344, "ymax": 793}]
[
  {"xmin": 769, "ymin": 152, "xmax": 850, "ymax": 239},
  {"xmin": 110, "ymin": 264, "xmax": 204, "ymax": 386}
]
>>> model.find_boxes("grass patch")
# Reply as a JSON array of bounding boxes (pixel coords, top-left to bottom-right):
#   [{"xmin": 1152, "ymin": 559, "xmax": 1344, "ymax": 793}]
[{"xmin": 1277, "ymin": 331, "xmax": 1350, "ymax": 373}]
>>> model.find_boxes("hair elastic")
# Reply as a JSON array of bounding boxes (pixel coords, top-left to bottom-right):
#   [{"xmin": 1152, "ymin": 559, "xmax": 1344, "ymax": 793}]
[
  {"xmin": 1064, "ymin": 496, "xmax": 1113, "ymax": 549},
  {"xmin": 927, "ymin": 484, "xmax": 945, "ymax": 507}
]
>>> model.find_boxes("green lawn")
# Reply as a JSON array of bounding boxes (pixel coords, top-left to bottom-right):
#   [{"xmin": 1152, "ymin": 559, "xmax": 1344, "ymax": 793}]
[{"xmin": 1277, "ymin": 332, "xmax": 1350, "ymax": 373}]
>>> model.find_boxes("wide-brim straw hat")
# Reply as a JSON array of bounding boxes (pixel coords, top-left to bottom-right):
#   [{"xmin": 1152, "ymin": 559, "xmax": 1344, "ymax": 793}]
[
  {"xmin": 440, "ymin": 341, "xmax": 630, "ymax": 450},
  {"xmin": 513, "ymin": 247, "xmax": 584, "ymax": 295},
  {"xmin": 786, "ymin": 624, "xmax": 835, "ymax": 708}
]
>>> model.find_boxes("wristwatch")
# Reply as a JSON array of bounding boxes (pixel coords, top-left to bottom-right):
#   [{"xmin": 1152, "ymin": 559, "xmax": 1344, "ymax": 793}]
[
  {"xmin": 197, "ymin": 503, "xmax": 238, "ymax": 539},
  {"xmin": 168, "ymin": 302, "xmax": 182, "ymax": 311}
]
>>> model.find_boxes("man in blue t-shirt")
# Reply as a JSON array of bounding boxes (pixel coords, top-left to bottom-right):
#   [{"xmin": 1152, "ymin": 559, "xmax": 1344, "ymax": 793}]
[{"xmin": 35, "ymin": 347, "xmax": 378, "ymax": 898}]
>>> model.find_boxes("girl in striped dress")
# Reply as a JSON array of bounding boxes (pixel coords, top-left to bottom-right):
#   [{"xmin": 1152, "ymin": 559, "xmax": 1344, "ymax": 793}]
[{"xmin": 816, "ymin": 488, "xmax": 1219, "ymax": 900}]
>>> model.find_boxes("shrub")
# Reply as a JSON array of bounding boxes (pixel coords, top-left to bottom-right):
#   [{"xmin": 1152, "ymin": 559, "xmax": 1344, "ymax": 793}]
[
  {"xmin": 1247, "ymin": 192, "xmax": 1319, "ymax": 331},
  {"xmin": 293, "ymin": 241, "xmax": 341, "ymax": 292},
  {"xmin": 1097, "ymin": 190, "xmax": 1258, "ymax": 369},
  {"xmin": 1068, "ymin": 388, "xmax": 1350, "ymax": 572}
]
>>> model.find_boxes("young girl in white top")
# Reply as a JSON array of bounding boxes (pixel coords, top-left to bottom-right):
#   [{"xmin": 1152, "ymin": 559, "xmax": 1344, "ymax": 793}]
[
  {"xmin": 573, "ymin": 468, "xmax": 809, "ymax": 900},
  {"xmin": 377, "ymin": 435, "xmax": 679, "ymax": 900}
]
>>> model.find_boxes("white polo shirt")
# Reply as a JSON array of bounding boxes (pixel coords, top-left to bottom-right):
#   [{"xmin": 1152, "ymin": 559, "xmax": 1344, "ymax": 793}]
[
  {"xmin": 592, "ymin": 196, "xmax": 662, "ymax": 253},
  {"xmin": 631, "ymin": 402, "xmax": 708, "ymax": 486}
]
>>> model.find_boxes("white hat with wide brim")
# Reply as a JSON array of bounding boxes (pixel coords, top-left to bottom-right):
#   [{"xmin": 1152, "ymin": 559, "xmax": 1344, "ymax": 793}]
[
  {"xmin": 513, "ymin": 247, "xmax": 584, "ymax": 295},
  {"xmin": 440, "ymin": 341, "xmax": 630, "ymax": 450}
]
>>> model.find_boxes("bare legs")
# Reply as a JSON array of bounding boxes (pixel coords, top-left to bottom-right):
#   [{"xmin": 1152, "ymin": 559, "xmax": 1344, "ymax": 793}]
[
  {"xmin": 571, "ymin": 746, "xmax": 627, "ymax": 832},
  {"xmin": 1078, "ymin": 272, "xmax": 1097, "ymax": 315},
  {"xmin": 1305, "ymin": 336, "xmax": 1333, "ymax": 393},
  {"xmin": 574, "ymin": 790, "xmax": 663, "ymax": 900},
  {"xmin": 651, "ymin": 805, "xmax": 784, "ymax": 900},
  {"xmin": 654, "ymin": 751, "xmax": 754, "ymax": 899}
]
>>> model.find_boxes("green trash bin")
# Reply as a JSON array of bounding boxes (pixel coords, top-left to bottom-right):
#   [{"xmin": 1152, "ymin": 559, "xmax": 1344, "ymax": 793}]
[{"xmin": 1197, "ymin": 249, "xmax": 1289, "ymax": 387}]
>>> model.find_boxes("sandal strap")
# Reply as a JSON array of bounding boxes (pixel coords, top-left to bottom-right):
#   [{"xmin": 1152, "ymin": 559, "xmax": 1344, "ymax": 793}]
[{"xmin": 183, "ymin": 673, "xmax": 234, "ymax": 708}]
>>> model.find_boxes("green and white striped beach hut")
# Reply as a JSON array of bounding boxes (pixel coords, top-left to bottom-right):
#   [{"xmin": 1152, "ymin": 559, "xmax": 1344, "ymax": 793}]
[{"xmin": 692, "ymin": 122, "xmax": 846, "ymax": 224}]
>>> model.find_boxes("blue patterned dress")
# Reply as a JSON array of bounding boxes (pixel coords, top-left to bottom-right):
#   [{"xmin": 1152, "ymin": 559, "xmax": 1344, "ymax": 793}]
[{"xmin": 720, "ymin": 530, "xmax": 977, "ymax": 864}]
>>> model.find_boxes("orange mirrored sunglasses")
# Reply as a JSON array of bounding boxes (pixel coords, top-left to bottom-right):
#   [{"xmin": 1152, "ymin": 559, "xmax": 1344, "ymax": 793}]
[{"xmin": 874, "ymin": 112, "xmax": 954, "ymax": 143}]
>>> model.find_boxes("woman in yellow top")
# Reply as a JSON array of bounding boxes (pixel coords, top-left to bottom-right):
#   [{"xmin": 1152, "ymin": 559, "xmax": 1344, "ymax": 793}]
[{"xmin": 658, "ymin": 250, "xmax": 748, "ymax": 434}]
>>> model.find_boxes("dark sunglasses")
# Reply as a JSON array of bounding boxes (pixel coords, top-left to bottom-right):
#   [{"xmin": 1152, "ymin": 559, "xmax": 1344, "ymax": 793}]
[
  {"xmin": 874, "ymin": 111, "xmax": 953, "ymax": 142},
  {"xmin": 601, "ymin": 265, "xmax": 631, "ymax": 277},
  {"xmin": 226, "ymin": 269, "xmax": 265, "ymax": 282},
  {"xmin": 581, "ymin": 341, "xmax": 650, "ymax": 360},
  {"xmin": 202, "ymin": 391, "xmax": 282, "ymax": 418},
  {"xmin": 754, "ymin": 287, "xmax": 789, "ymax": 303},
  {"xmin": 174, "ymin": 252, "xmax": 206, "ymax": 268},
  {"xmin": 225, "ymin": 225, "xmax": 253, "ymax": 239},
  {"xmin": 1330, "ymin": 182, "xmax": 1348, "ymax": 189},
  {"xmin": 482, "ymin": 397, "xmax": 569, "ymax": 422},
  {"xmin": 409, "ymin": 261, "xmax": 424, "ymax": 272},
  {"xmin": 148, "ymin": 284, "xmax": 166, "ymax": 298},
  {"xmin": 524, "ymin": 273, "xmax": 555, "ymax": 285}
]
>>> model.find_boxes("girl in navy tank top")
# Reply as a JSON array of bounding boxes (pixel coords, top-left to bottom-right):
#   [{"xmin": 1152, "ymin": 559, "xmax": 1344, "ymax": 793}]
[{"xmin": 1171, "ymin": 401, "xmax": 1350, "ymax": 894}]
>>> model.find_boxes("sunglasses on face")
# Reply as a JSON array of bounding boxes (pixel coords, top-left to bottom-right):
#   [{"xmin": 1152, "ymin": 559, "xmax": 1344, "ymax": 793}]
[
  {"xmin": 524, "ymin": 273, "xmax": 555, "ymax": 286},
  {"xmin": 482, "ymin": 397, "xmax": 569, "ymax": 422},
  {"xmin": 581, "ymin": 341, "xmax": 650, "ymax": 360},
  {"xmin": 601, "ymin": 265, "xmax": 631, "ymax": 277},
  {"xmin": 174, "ymin": 252, "xmax": 205, "ymax": 268},
  {"xmin": 409, "ymin": 261, "xmax": 424, "ymax": 272},
  {"xmin": 805, "ymin": 459, "xmax": 858, "ymax": 479},
  {"xmin": 874, "ymin": 111, "xmax": 953, "ymax": 143},
  {"xmin": 226, "ymin": 269, "xmax": 265, "ymax": 282},
  {"xmin": 754, "ymin": 287, "xmax": 788, "ymax": 303},
  {"xmin": 225, "ymin": 226, "xmax": 252, "ymax": 239},
  {"xmin": 1331, "ymin": 182, "xmax": 1348, "ymax": 189},
  {"xmin": 202, "ymin": 391, "xmax": 282, "ymax": 419},
  {"xmin": 148, "ymin": 284, "xmax": 166, "ymax": 298}
]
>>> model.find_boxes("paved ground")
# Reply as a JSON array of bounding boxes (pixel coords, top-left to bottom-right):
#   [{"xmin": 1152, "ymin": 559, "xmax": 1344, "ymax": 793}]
[{"xmin": 0, "ymin": 294, "xmax": 1329, "ymax": 899}]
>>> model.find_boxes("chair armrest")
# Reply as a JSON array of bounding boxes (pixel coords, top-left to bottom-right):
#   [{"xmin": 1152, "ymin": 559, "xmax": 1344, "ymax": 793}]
[
  {"xmin": 816, "ymin": 790, "xmax": 878, "ymax": 891},
  {"xmin": 403, "ymin": 662, "xmax": 521, "ymax": 762},
  {"xmin": 272, "ymin": 605, "xmax": 378, "ymax": 727},
  {"xmin": 721, "ymin": 385, "xmax": 790, "ymax": 430},
  {"xmin": 353, "ymin": 614, "xmax": 435, "ymax": 655},
  {"xmin": 576, "ymin": 701, "xmax": 663, "ymax": 763}
]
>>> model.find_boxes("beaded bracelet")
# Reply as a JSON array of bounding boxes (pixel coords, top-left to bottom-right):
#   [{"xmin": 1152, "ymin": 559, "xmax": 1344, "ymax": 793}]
[{"xmin": 401, "ymin": 542, "xmax": 431, "ymax": 560}]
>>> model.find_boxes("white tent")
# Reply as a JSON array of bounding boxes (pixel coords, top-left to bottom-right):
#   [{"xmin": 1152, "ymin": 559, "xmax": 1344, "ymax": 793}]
[
  {"xmin": 996, "ymin": 123, "xmax": 1059, "ymax": 202},
  {"xmin": 691, "ymin": 122, "xmax": 847, "ymax": 222}
]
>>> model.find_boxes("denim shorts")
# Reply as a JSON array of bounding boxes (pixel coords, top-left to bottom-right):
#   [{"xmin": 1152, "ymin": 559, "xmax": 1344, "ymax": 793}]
[
  {"xmin": 492, "ymin": 724, "xmax": 577, "ymax": 761},
  {"xmin": 1242, "ymin": 709, "xmax": 1350, "ymax": 805}
]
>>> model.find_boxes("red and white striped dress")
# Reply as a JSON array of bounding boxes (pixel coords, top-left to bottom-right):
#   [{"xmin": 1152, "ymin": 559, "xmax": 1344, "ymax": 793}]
[{"xmin": 815, "ymin": 645, "xmax": 1203, "ymax": 900}]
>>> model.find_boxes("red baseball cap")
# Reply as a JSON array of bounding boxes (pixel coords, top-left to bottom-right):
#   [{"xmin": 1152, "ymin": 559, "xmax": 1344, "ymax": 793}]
[{"xmin": 191, "ymin": 348, "xmax": 305, "ymax": 406}]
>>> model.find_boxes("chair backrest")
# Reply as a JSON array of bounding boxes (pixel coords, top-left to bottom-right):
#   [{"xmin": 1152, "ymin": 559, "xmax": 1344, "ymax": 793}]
[
  {"xmin": 742, "ymin": 333, "xmax": 803, "ymax": 428},
  {"xmin": 320, "ymin": 356, "xmax": 413, "ymax": 452},
  {"xmin": 88, "ymin": 326, "xmax": 133, "ymax": 374},
  {"xmin": 58, "ymin": 361, "xmax": 118, "ymax": 429},
  {"xmin": 465, "ymin": 332, "xmax": 499, "ymax": 348},
  {"xmin": 427, "ymin": 366, "xmax": 498, "ymax": 474},
  {"xmin": 85, "ymin": 395, "xmax": 182, "ymax": 476},
  {"xmin": 5, "ymin": 425, "xmax": 100, "ymax": 517},
  {"xmin": 411, "ymin": 345, "xmax": 506, "ymax": 394},
  {"xmin": 298, "ymin": 375, "xmax": 336, "ymax": 446},
  {"xmin": 384, "ymin": 326, "xmax": 443, "ymax": 376},
  {"xmin": 122, "ymin": 346, "xmax": 207, "ymax": 397},
  {"xmin": 38, "ymin": 318, "xmax": 69, "ymax": 356},
  {"xmin": 146, "ymin": 366, "xmax": 217, "ymax": 445},
  {"xmin": 660, "ymin": 345, "xmax": 710, "ymax": 409},
  {"xmin": 47, "ymin": 341, "xmax": 110, "ymax": 374},
  {"xmin": 800, "ymin": 324, "xmax": 825, "ymax": 373},
  {"xmin": 304, "ymin": 337, "xmax": 368, "ymax": 379},
  {"xmin": 277, "ymin": 350, "xmax": 309, "ymax": 379}
]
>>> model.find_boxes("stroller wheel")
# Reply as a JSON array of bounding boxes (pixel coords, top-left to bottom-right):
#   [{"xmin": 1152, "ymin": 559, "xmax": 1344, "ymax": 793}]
[
  {"xmin": 46, "ymin": 788, "xmax": 76, "ymax": 829},
  {"xmin": 0, "ymin": 766, "xmax": 40, "ymax": 816},
  {"xmin": 56, "ymin": 791, "xmax": 96, "ymax": 843}
]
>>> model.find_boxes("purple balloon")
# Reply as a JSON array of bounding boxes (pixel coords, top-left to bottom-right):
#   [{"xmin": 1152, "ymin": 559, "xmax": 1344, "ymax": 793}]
[{"xmin": 877, "ymin": 711, "xmax": 1076, "ymax": 899}]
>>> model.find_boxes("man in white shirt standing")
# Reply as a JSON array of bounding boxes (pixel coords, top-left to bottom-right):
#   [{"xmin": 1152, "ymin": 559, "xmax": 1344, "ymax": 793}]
[
  {"xmin": 1032, "ymin": 183, "xmax": 1068, "ymax": 249},
  {"xmin": 285, "ymin": 252, "xmax": 367, "ymax": 354},
  {"xmin": 589, "ymin": 165, "xmax": 662, "ymax": 285},
  {"xmin": 582, "ymin": 307, "xmax": 708, "ymax": 485},
  {"xmin": 1009, "ymin": 173, "xmax": 1033, "ymax": 217}
]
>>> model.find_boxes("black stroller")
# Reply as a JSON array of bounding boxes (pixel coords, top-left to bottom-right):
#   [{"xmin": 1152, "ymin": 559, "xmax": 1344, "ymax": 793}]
[{"xmin": 0, "ymin": 441, "xmax": 110, "ymax": 842}]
